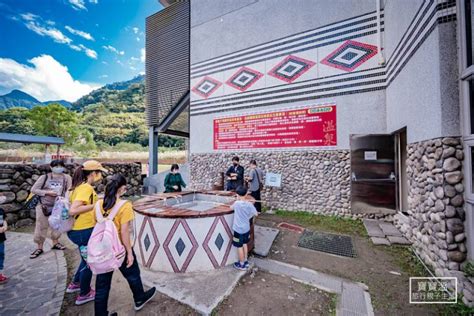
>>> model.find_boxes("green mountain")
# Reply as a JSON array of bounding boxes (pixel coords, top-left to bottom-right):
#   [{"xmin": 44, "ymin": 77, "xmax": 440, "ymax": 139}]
[
  {"xmin": 0, "ymin": 89, "xmax": 72, "ymax": 110},
  {"xmin": 72, "ymin": 75, "xmax": 145, "ymax": 112},
  {"xmin": 0, "ymin": 74, "xmax": 183, "ymax": 150}
]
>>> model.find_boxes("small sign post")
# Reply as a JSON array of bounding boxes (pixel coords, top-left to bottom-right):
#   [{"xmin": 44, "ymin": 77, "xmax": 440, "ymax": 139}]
[{"xmin": 264, "ymin": 172, "xmax": 282, "ymax": 213}]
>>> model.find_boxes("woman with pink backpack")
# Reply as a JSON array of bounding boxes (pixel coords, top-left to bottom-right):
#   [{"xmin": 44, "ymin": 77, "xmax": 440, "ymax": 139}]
[{"xmin": 93, "ymin": 174, "xmax": 156, "ymax": 316}]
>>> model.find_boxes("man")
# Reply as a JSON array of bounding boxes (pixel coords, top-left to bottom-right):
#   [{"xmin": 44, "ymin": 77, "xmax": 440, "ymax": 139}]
[
  {"xmin": 246, "ymin": 160, "xmax": 264, "ymax": 213},
  {"xmin": 225, "ymin": 156, "xmax": 244, "ymax": 191}
]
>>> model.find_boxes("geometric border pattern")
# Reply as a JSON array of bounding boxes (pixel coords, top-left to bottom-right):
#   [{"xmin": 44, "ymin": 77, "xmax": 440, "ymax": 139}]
[
  {"xmin": 267, "ymin": 54, "xmax": 316, "ymax": 83},
  {"xmin": 138, "ymin": 216, "xmax": 160, "ymax": 268},
  {"xmin": 163, "ymin": 218, "xmax": 199, "ymax": 273},
  {"xmin": 320, "ymin": 40, "xmax": 378, "ymax": 72},
  {"xmin": 226, "ymin": 66, "xmax": 263, "ymax": 91},
  {"xmin": 191, "ymin": 76, "xmax": 222, "ymax": 99},
  {"xmin": 202, "ymin": 216, "xmax": 233, "ymax": 268}
]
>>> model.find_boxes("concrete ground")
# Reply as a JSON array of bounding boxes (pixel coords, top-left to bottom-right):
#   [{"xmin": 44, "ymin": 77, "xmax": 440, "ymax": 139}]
[
  {"xmin": 0, "ymin": 232, "xmax": 67, "ymax": 315},
  {"xmin": 8, "ymin": 212, "xmax": 469, "ymax": 315}
]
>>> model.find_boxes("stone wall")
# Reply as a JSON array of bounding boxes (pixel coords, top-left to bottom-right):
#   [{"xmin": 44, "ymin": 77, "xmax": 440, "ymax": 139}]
[
  {"xmin": 190, "ymin": 150, "xmax": 352, "ymax": 216},
  {"xmin": 0, "ymin": 163, "xmax": 143, "ymax": 225},
  {"xmin": 393, "ymin": 137, "xmax": 473, "ymax": 304}
]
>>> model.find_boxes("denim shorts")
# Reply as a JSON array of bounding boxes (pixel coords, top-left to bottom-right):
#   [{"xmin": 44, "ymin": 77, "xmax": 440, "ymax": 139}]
[{"xmin": 232, "ymin": 230, "xmax": 250, "ymax": 248}]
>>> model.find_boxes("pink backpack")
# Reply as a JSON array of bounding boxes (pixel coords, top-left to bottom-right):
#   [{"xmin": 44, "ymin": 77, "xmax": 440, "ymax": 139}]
[{"xmin": 87, "ymin": 199, "xmax": 127, "ymax": 275}]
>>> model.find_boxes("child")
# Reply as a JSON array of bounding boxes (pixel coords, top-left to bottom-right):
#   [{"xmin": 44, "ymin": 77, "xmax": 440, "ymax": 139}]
[
  {"xmin": 94, "ymin": 174, "xmax": 156, "ymax": 315},
  {"xmin": 231, "ymin": 186, "xmax": 258, "ymax": 270},
  {"xmin": 0, "ymin": 195, "xmax": 8, "ymax": 284}
]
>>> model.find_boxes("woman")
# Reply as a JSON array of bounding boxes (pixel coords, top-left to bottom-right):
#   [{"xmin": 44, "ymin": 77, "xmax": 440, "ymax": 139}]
[
  {"xmin": 245, "ymin": 160, "xmax": 264, "ymax": 213},
  {"xmin": 94, "ymin": 174, "xmax": 156, "ymax": 315},
  {"xmin": 164, "ymin": 164, "xmax": 186, "ymax": 193},
  {"xmin": 66, "ymin": 160, "xmax": 107, "ymax": 306},
  {"xmin": 30, "ymin": 159, "xmax": 71, "ymax": 259}
]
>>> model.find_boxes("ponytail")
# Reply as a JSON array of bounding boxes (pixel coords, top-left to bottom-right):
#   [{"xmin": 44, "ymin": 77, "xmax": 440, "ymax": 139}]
[
  {"xmin": 71, "ymin": 166, "xmax": 93, "ymax": 190},
  {"xmin": 103, "ymin": 174, "xmax": 127, "ymax": 212}
]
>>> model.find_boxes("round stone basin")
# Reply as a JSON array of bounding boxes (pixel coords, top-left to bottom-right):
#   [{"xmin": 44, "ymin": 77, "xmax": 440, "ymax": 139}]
[{"xmin": 133, "ymin": 191, "xmax": 254, "ymax": 273}]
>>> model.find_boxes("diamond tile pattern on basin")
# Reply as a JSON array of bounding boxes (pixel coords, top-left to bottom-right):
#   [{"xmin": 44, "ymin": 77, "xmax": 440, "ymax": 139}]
[{"xmin": 298, "ymin": 230, "xmax": 357, "ymax": 258}]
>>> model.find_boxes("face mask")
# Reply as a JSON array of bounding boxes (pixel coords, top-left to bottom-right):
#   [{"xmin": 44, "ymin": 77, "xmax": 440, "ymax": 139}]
[
  {"xmin": 233, "ymin": 162, "xmax": 238, "ymax": 166},
  {"xmin": 52, "ymin": 167, "xmax": 65, "ymax": 174},
  {"xmin": 93, "ymin": 173, "xmax": 102, "ymax": 182}
]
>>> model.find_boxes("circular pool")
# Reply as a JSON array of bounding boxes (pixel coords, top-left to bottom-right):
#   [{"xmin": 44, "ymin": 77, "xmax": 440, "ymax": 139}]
[{"xmin": 133, "ymin": 191, "xmax": 254, "ymax": 273}]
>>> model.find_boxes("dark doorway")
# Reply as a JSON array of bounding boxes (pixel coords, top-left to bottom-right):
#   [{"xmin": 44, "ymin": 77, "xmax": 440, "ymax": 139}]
[
  {"xmin": 395, "ymin": 128, "xmax": 408, "ymax": 214},
  {"xmin": 350, "ymin": 134, "xmax": 397, "ymax": 215}
]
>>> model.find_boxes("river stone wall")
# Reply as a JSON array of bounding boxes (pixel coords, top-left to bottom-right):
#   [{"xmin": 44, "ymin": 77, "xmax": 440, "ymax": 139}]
[
  {"xmin": 393, "ymin": 137, "xmax": 473, "ymax": 305},
  {"xmin": 0, "ymin": 163, "xmax": 142, "ymax": 226},
  {"xmin": 190, "ymin": 150, "xmax": 353, "ymax": 216}
]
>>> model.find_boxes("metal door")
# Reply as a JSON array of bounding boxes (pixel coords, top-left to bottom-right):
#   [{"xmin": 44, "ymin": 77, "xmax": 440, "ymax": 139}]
[{"xmin": 350, "ymin": 135, "xmax": 397, "ymax": 215}]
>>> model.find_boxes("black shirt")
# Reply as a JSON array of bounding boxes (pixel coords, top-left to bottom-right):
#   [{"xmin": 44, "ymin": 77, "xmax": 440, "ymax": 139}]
[{"xmin": 0, "ymin": 208, "xmax": 5, "ymax": 243}]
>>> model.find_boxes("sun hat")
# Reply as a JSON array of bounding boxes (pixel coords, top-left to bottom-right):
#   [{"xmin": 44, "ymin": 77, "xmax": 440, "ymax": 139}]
[{"xmin": 82, "ymin": 160, "xmax": 108, "ymax": 172}]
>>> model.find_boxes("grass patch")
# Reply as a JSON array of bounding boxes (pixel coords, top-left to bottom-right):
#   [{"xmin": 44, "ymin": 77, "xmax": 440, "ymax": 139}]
[
  {"xmin": 328, "ymin": 293, "xmax": 337, "ymax": 316},
  {"xmin": 381, "ymin": 245, "xmax": 426, "ymax": 276},
  {"xmin": 274, "ymin": 210, "xmax": 367, "ymax": 237}
]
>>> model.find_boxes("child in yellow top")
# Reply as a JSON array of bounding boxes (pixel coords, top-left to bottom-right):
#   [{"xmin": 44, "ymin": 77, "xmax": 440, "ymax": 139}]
[
  {"xmin": 66, "ymin": 160, "xmax": 107, "ymax": 306},
  {"xmin": 94, "ymin": 174, "xmax": 156, "ymax": 315}
]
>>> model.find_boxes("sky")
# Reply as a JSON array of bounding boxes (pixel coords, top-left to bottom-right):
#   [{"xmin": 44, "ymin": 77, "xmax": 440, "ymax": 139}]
[{"xmin": 0, "ymin": 0, "xmax": 162, "ymax": 102}]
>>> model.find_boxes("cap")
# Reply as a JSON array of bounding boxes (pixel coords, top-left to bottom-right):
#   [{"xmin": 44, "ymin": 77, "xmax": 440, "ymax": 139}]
[{"xmin": 82, "ymin": 160, "xmax": 108, "ymax": 173}]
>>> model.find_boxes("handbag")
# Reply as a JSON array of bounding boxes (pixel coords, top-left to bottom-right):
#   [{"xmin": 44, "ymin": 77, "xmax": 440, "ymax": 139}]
[
  {"xmin": 256, "ymin": 169, "xmax": 264, "ymax": 191},
  {"xmin": 25, "ymin": 174, "xmax": 48, "ymax": 210}
]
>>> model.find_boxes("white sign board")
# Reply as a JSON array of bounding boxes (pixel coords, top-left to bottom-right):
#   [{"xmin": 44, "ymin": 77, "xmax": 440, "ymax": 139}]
[
  {"xmin": 364, "ymin": 151, "xmax": 377, "ymax": 161},
  {"xmin": 265, "ymin": 172, "xmax": 282, "ymax": 187}
]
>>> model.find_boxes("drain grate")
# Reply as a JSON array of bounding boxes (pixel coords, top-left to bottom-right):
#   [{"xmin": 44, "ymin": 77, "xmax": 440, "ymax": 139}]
[{"xmin": 297, "ymin": 230, "xmax": 357, "ymax": 258}]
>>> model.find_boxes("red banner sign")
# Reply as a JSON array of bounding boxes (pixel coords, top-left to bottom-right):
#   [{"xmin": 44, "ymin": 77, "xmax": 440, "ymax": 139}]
[{"xmin": 213, "ymin": 105, "xmax": 337, "ymax": 150}]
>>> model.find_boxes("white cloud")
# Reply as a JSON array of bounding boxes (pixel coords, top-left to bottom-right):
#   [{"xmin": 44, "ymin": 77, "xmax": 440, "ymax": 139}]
[
  {"xmin": 24, "ymin": 19, "xmax": 72, "ymax": 44},
  {"xmin": 130, "ymin": 66, "xmax": 137, "ymax": 71},
  {"xmin": 69, "ymin": 0, "xmax": 87, "ymax": 11},
  {"xmin": 89, "ymin": 0, "xmax": 99, "ymax": 4},
  {"xmin": 101, "ymin": 61, "xmax": 108, "ymax": 65},
  {"xmin": 20, "ymin": 13, "xmax": 38, "ymax": 21},
  {"xmin": 65, "ymin": 25, "xmax": 94, "ymax": 41},
  {"xmin": 18, "ymin": 13, "xmax": 97, "ymax": 59},
  {"xmin": 103, "ymin": 45, "xmax": 124, "ymax": 55},
  {"xmin": 132, "ymin": 27, "xmax": 139, "ymax": 34},
  {"xmin": 140, "ymin": 48, "xmax": 145, "ymax": 63},
  {"xmin": 99, "ymin": 74, "xmax": 108, "ymax": 78},
  {"xmin": 130, "ymin": 56, "xmax": 139, "ymax": 62},
  {"xmin": 136, "ymin": 37, "xmax": 140, "ymax": 42},
  {"xmin": 0, "ymin": 55, "xmax": 99, "ymax": 102},
  {"xmin": 79, "ymin": 44, "xmax": 98, "ymax": 59}
]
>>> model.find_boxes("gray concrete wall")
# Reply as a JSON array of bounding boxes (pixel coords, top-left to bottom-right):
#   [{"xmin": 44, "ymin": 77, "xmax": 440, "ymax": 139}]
[
  {"xmin": 383, "ymin": 0, "xmax": 424, "ymax": 60},
  {"xmin": 190, "ymin": 90, "xmax": 387, "ymax": 153},
  {"xmin": 191, "ymin": 0, "xmax": 375, "ymax": 64},
  {"xmin": 385, "ymin": 29, "xmax": 443, "ymax": 143}
]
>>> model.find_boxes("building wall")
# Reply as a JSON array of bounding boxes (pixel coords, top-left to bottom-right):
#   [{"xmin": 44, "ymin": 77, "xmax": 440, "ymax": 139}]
[{"xmin": 191, "ymin": 0, "xmax": 375, "ymax": 64}]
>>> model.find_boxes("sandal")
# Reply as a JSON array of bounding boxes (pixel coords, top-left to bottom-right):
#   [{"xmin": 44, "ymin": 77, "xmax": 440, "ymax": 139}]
[
  {"xmin": 52, "ymin": 243, "xmax": 66, "ymax": 250},
  {"xmin": 30, "ymin": 249, "xmax": 44, "ymax": 259}
]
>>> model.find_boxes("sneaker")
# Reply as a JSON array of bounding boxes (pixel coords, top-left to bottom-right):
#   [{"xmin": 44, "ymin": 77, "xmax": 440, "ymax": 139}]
[
  {"xmin": 75, "ymin": 289, "xmax": 95, "ymax": 306},
  {"xmin": 233, "ymin": 262, "xmax": 246, "ymax": 271},
  {"xmin": 66, "ymin": 282, "xmax": 80, "ymax": 293},
  {"xmin": 134, "ymin": 287, "xmax": 156, "ymax": 311},
  {"xmin": 244, "ymin": 260, "xmax": 250, "ymax": 269},
  {"xmin": 0, "ymin": 273, "xmax": 8, "ymax": 284}
]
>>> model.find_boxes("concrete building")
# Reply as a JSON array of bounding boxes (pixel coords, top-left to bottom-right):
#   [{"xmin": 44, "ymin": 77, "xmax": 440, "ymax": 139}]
[{"xmin": 147, "ymin": 0, "xmax": 472, "ymax": 303}]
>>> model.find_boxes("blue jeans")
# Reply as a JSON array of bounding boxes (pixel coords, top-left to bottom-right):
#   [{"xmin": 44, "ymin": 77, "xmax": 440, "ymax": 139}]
[
  {"xmin": 67, "ymin": 228, "xmax": 93, "ymax": 296},
  {"xmin": 94, "ymin": 251, "xmax": 145, "ymax": 316},
  {"xmin": 0, "ymin": 242, "xmax": 4, "ymax": 271}
]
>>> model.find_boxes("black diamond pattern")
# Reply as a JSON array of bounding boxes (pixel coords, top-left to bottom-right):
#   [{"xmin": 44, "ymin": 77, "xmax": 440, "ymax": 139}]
[
  {"xmin": 214, "ymin": 233, "xmax": 224, "ymax": 251},
  {"xmin": 175, "ymin": 238, "xmax": 186, "ymax": 256},
  {"xmin": 144, "ymin": 234, "xmax": 151, "ymax": 251}
]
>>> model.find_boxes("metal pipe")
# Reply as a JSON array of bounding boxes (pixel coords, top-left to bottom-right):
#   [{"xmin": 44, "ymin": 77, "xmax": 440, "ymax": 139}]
[{"xmin": 376, "ymin": 0, "xmax": 385, "ymax": 64}]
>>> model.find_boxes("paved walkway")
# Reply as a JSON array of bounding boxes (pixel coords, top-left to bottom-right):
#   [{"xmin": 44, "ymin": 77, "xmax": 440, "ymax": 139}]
[
  {"xmin": 253, "ymin": 257, "xmax": 375, "ymax": 316},
  {"xmin": 0, "ymin": 232, "xmax": 67, "ymax": 315}
]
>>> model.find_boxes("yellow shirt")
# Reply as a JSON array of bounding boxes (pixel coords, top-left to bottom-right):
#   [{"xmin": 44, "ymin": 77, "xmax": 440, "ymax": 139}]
[
  {"xmin": 97, "ymin": 200, "xmax": 134, "ymax": 243},
  {"xmin": 69, "ymin": 183, "xmax": 98, "ymax": 230}
]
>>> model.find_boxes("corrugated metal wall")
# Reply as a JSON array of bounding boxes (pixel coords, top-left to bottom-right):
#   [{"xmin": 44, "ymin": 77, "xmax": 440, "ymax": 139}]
[{"xmin": 145, "ymin": 1, "xmax": 190, "ymax": 127}]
